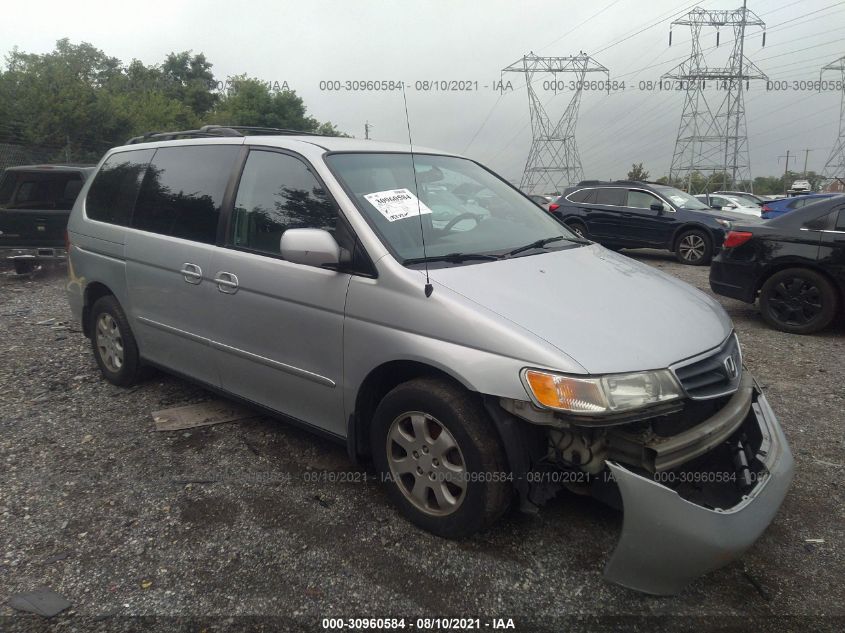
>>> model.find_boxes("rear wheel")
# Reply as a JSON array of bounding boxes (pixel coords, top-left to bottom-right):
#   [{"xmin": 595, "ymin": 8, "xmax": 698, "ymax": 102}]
[
  {"xmin": 90, "ymin": 295, "xmax": 145, "ymax": 386},
  {"xmin": 759, "ymin": 268, "xmax": 838, "ymax": 334},
  {"xmin": 674, "ymin": 229, "xmax": 712, "ymax": 265},
  {"xmin": 370, "ymin": 378, "xmax": 511, "ymax": 538},
  {"xmin": 13, "ymin": 260, "xmax": 36, "ymax": 275},
  {"xmin": 567, "ymin": 220, "xmax": 588, "ymax": 239}
]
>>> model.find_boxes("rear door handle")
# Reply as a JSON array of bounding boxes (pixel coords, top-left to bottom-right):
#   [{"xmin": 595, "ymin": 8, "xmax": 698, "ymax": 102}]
[
  {"xmin": 622, "ymin": 213, "xmax": 634, "ymax": 217},
  {"xmin": 180, "ymin": 263, "xmax": 203, "ymax": 284},
  {"xmin": 214, "ymin": 271, "xmax": 239, "ymax": 294}
]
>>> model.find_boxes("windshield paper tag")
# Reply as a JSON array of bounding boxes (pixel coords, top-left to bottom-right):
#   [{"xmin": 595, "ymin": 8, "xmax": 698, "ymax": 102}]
[{"xmin": 364, "ymin": 189, "xmax": 433, "ymax": 222}]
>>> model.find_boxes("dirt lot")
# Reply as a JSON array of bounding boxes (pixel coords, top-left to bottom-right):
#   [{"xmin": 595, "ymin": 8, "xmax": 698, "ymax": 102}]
[{"xmin": 1, "ymin": 252, "xmax": 843, "ymax": 632}]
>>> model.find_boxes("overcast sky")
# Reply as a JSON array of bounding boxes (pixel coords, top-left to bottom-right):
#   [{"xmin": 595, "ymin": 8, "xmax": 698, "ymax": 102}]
[{"xmin": 3, "ymin": 0, "xmax": 844, "ymax": 185}]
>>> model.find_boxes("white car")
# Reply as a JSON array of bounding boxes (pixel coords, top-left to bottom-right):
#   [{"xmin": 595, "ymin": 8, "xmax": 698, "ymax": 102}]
[{"xmin": 695, "ymin": 194, "xmax": 761, "ymax": 218}]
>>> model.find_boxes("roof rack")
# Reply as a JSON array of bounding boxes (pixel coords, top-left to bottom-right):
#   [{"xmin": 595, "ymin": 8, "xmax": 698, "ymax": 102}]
[{"xmin": 124, "ymin": 125, "xmax": 321, "ymax": 145}]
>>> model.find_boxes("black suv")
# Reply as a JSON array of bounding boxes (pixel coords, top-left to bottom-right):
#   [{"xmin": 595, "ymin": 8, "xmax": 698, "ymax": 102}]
[{"xmin": 550, "ymin": 180, "xmax": 759, "ymax": 265}]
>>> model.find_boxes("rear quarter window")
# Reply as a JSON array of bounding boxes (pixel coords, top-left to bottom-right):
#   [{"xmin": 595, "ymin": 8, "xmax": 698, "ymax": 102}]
[{"xmin": 86, "ymin": 149, "xmax": 155, "ymax": 225}]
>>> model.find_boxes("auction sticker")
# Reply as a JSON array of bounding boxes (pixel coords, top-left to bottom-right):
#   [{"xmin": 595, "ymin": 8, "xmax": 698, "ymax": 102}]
[{"xmin": 364, "ymin": 188, "xmax": 433, "ymax": 222}]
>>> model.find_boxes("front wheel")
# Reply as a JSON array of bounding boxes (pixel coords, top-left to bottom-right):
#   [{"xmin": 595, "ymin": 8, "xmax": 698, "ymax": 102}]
[
  {"xmin": 566, "ymin": 220, "xmax": 588, "ymax": 239},
  {"xmin": 674, "ymin": 229, "xmax": 712, "ymax": 265},
  {"xmin": 370, "ymin": 378, "xmax": 512, "ymax": 538},
  {"xmin": 759, "ymin": 268, "xmax": 838, "ymax": 334}
]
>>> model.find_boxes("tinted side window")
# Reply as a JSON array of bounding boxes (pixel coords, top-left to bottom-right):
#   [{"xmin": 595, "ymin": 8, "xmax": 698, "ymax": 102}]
[
  {"xmin": 132, "ymin": 145, "xmax": 239, "ymax": 244},
  {"xmin": 627, "ymin": 190, "xmax": 659, "ymax": 209},
  {"xmin": 595, "ymin": 187, "xmax": 625, "ymax": 206},
  {"xmin": 0, "ymin": 172, "xmax": 14, "ymax": 204},
  {"xmin": 229, "ymin": 150, "xmax": 337, "ymax": 256},
  {"xmin": 568, "ymin": 188, "xmax": 589, "ymax": 203},
  {"xmin": 87, "ymin": 149, "xmax": 155, "ymax": 225}
]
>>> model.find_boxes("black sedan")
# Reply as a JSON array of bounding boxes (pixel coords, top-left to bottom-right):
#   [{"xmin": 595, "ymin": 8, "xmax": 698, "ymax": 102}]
[{"xmin": 710, "ymin": 196, "xmax": 845, "ymax": 334}]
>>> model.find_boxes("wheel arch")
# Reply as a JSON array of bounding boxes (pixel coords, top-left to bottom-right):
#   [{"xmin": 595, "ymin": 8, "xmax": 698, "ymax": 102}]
[
  {"xmin": 671, "ymin": 223, "xmax": 715, "ymax": 251},
  {"xmin": 754, "ymin": 261, "xmax": 843, "ymax": 301},
  {"xmin": 82, "ymin": 281, "xmax": 116, "ymax": 339},
  {"xmin": 349, "ymin": 360, "xmax": 476, "ymax": 463}
]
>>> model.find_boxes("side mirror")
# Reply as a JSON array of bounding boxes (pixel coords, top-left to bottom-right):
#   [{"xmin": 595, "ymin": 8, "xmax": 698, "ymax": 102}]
[
  {"xmin": 650, "ymin": 202, "xmax": 664, "ymax": 213},
  {"xmin": 725, "ymin": 204, "xmax": 737, "ymax": 209},
  {"xmin": 280, "ymin": 228, "xmax": 341, "ymax": 268}
]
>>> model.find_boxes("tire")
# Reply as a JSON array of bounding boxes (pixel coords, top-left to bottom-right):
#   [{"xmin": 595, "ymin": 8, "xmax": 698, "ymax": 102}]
[
  {"xmin": 759, "ymin": 268, "xmax": 838, "ymax": 334},
  {"xmin": 370, "ymin": 377, "xmax": 512, "ymax": 538},
  {"xmin": 13, "ymin": 259, "xmax": 35, "ymax": 275},
  {"xmin": 567, "ymin": 220, "xmax": 588, "ymax": 239},
  {"xmin": 674, "ymin": 229, "xmax": 712, "ymax": 265},
  {"xmin": 90, "ymin": 295, "xmax": 145, "ymax": 387}
]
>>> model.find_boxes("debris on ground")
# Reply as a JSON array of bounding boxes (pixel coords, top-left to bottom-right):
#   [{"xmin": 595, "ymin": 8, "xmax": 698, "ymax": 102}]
[
  {"xmin": 7, "ymin": 587, "xmax": 72, "ymax": 617},
  {"xmin": 152, "ymin": 400, "xmax": 257, "ymax": 431}
]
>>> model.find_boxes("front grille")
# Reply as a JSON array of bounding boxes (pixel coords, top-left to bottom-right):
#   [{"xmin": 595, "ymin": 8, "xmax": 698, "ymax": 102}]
[{"xmin": 671, "ymin": 334, "xmax": 742, "ymax": 400}]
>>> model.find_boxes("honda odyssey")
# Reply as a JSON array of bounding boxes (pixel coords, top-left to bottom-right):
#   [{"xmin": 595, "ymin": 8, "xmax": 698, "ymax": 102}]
[{"xmin": 66, "ymin": 126, "xmax": 793, "ymax": 595}]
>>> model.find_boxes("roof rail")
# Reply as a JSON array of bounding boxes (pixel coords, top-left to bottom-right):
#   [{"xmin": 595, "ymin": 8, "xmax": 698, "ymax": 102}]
[{"xmin": 124, "ymin": 124, "xmax": 321, "ymax": 145}]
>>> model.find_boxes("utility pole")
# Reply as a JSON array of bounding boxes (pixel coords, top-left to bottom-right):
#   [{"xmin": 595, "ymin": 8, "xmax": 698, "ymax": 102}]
[
  {"xmin": 801, "ymin": 148, "xmax": 811, "ymax": 177},
  {"xmin": 664, "ymin": 4, "xmax": 767, "ymax": 194},
  {"xmin": 820, "ymin": 55, "xmax": 845, "ymax": 188},
  {"xmin": 502, "ymin": 52, "xmax": 609, "ymax": 194},
  {"xmin": 779, "ymin": 150, "xmax": 793, "ymax": 195},
  {"xmin": 364, "ymin": 121, "xmax": 372, "ymax": 140}
]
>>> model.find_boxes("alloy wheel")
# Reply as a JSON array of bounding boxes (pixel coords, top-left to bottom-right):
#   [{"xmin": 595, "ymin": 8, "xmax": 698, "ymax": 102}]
[
  {"xmin": 96, "ymin": 313, "xmax": 124, "ymax": 372},
  {"xmin": 679, "ymin": 234, "xmax": 706, "ymax": 262},
  {"xmin": 767, "ymin": 277, "xmax": 823, "ymax": 326},
  {"xmin": 386, "ymin": 411, "xmax": 467, "ymax": 516}
]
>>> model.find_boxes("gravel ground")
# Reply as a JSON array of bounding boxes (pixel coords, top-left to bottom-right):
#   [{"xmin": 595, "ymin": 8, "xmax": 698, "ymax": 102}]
[{"xmin": 0, "ymin": 253, "xmax": 843, "ymax": 632}]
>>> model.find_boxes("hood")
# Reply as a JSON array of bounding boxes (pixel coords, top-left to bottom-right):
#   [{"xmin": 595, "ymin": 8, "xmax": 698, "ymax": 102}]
[{"xmin": 428, "ymin": 244, "xmax": 732, "ymax": 374}]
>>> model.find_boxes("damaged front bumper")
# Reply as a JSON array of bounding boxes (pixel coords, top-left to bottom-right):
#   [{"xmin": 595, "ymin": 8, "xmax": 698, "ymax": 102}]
[{"xmin": 602, "ymin": 383, "xmax": 793, "ymax": 595}]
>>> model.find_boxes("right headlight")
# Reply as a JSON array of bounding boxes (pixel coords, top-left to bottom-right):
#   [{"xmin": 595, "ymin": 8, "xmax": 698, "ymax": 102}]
[{"xmin": 522, "ymin": 368, "xmax": 682, "ymax": 416}]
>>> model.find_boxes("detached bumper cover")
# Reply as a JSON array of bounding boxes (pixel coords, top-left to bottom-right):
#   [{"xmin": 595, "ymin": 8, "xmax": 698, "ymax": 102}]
[{"xmin": 603, "ymin": 388, "xmax": 793, "ymax": 595}]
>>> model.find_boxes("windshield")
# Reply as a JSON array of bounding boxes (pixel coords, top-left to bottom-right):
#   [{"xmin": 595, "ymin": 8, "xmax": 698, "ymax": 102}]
[
  {"xmin": 655, "ymin": 186, "xmax": 711, "ymax": 210},
  {"xmin": 326, "ymin": 153, "xmax": 580, "ymax": 263}
]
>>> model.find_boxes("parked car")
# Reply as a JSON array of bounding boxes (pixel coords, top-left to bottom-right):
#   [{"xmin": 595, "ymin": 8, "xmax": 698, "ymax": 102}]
[
  {"xmin": 711, "ymin": 196, "xmax": 845, "ymax": 334},
  {"xmin": 527, "ymin": 193, "xmax": 557, "ymax": 211},
  {"xmin": 791, "ymin": 179, "xmax": 811, "ymax": 193},
  {"xmin": 711, "ymin": 191, "xmax": 766, "ymax": 207},
  {"xmin": 695, "ymin": 194, "xmax": 762, "ymax": 218},
  {"xmin": 0, "ymin": 164, "xmax": 94, "ymax": 273},
  {"xmin": 66, "ymin": 126, "xmax": 792, "ymax": 595},
  {"xmin": 760, "ymin": 193, "xmax": 842, "ymax": 219},
  {"xmin": 551, "ymin": 180, "xmax": 760, "ymax": 265}
]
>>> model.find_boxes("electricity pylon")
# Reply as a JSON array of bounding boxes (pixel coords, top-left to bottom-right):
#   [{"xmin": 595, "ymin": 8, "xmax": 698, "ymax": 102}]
[
  {"xmin": 502, "ymin": 52, "xmax": 608, "ymax": 194},
  {"xmin": 821, "ymin": 55, "xmax": 845, "ymax": 185},
  {"xmin": 664, "ymin": 2, "xmax": 766, "ymax": 193}
]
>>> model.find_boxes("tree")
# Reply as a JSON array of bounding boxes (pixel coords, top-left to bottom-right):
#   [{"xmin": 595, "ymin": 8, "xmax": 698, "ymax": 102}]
[
  {"xmin": 0, "ymin": 41, "xmax": 346, "ymax": 163},
  {"xmin": 627, "ymin": 162, "xmax": 650, "ymax": 181},
  {"xmin": 160, "ymin": 51, "xmax": 218, "ymax": 117},
  {"xmin": 210, "ymin": 76, "xmax": 344, "ymax": 135}
]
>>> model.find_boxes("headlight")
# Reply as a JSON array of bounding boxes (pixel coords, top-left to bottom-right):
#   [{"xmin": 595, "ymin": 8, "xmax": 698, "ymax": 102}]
[{"xmin": 522, "ymin": 368, "xmax": 682, "ymax": 415}]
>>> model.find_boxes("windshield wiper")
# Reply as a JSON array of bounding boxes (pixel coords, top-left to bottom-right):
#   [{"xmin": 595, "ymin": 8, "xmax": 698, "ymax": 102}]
[
  {"xmin": 403, "ymin": 252, "xmax": 501, "ymax": 265},
  {"xmin": 506, "ymin": 235, "xmax": 584, "ymax": 257}
]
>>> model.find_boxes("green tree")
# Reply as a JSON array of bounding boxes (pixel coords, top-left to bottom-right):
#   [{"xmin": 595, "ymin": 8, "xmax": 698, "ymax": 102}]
[
  {"xmin": 627, "ymin": 162, "xmax": 650, "ymax": 181},
  {"xmin": 160, "ymin": 51, "xmax": 218, "ymax": 117},
  {"xmin": 211, "ymin": 76, "xmax": 343, "ymax": 135}
]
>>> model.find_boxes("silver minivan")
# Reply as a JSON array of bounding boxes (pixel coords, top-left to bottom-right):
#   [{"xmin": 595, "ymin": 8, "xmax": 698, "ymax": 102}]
[{"xmin": 66, "ymin": 127, "xmax": 793, "ymax": 595}]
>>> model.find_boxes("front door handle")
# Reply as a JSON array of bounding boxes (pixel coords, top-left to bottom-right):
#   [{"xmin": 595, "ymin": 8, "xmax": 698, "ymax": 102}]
[
  {"xmin": 180, "ymin": 263, "xmax": 203, "ymax": 284},
  {"xmin": 622, "ymin": 213, "xmax": 634, "ymax": 218},
  {"xmin": 214, "ymin": 271, "xmax": 239, "ymax": 294}
]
